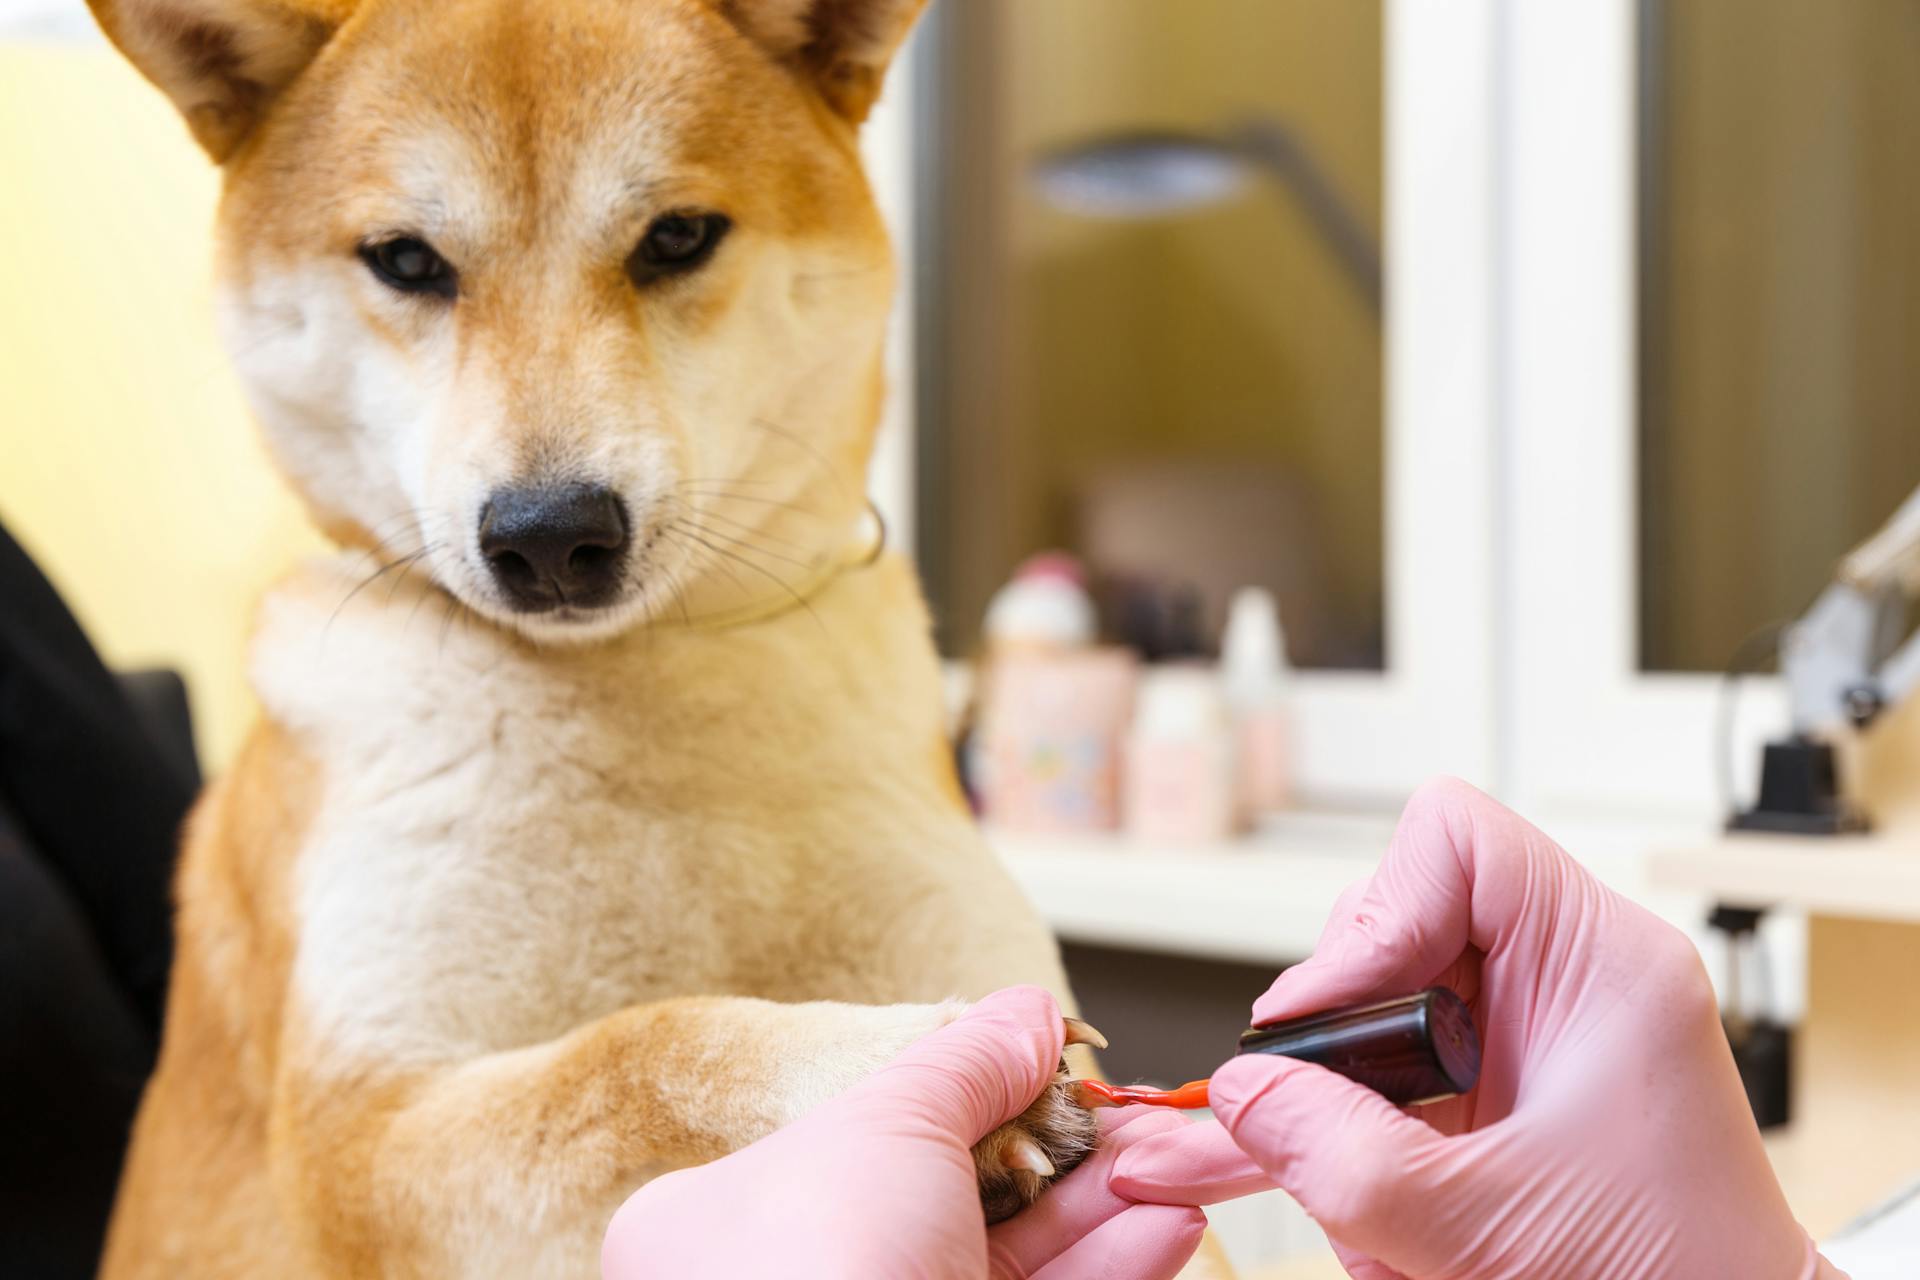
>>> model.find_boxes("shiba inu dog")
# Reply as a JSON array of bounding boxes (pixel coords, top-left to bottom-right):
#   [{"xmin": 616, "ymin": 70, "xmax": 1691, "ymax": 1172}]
[{"xmin": 86, "ymin": 0, "xmax": 1242, "ymax": 1275}]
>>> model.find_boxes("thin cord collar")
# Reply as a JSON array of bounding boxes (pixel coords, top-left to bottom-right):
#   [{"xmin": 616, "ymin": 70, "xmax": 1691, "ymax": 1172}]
[{"xmin": 657, "ymin": 500, "xmax": 886, "ymax": 632}]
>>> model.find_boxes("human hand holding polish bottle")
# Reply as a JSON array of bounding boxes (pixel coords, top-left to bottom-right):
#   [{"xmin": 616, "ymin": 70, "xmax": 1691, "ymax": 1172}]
[{"xmin": 1111, "ymin": 778, "xmax": 1848, "ymax": 1280}]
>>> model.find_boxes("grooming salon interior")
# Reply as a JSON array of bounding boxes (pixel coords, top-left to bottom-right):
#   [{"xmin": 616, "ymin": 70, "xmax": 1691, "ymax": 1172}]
[{"xmin": 3, "ymin": 1, "xmax": 1918, "ymax": 1276}]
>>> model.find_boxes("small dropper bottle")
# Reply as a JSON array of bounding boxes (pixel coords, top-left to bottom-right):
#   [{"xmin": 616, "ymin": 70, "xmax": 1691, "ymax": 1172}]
[{"xmin": 1221, "ymin": 588, "xmax": 1293, "ymax": 814}]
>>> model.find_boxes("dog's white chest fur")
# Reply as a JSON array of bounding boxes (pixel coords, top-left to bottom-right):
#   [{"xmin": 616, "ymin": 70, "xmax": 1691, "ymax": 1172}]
[{"xmin": 252, "ymin": 554, "xmax": 1025, "ymax": 1064}]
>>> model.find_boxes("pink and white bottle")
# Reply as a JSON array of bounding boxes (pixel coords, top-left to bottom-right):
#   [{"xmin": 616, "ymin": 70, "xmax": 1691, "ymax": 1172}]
[
  {"xmin": 1222, "ymin": 588, "xmax": 1294, "ymax": 814},
  {"xmin": 1124, "ymin": 666, "xmax": 1240, "ymax": 843}
]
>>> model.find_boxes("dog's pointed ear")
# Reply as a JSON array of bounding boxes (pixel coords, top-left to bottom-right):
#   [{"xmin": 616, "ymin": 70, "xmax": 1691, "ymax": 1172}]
[
  {"xmin": 86, "ymin": 0, "xmax": 349, "ymax": 163},
  {"xmin": 715, "ymin": 0, "xmax": 929, "ymax": 125}
]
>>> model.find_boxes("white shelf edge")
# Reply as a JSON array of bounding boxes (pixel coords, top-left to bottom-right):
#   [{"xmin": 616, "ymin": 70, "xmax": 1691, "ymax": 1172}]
[
  {"xmin": 1650, "ymin": 834, "xmax": 1920, "ymax": 925},
  {"xmin": 990, "ymin": 814, "xmax": 1404, "ymax": 965},
  {"xmin": 993, "ymin": 811, "xmax": 1734, "ymax": 965}
]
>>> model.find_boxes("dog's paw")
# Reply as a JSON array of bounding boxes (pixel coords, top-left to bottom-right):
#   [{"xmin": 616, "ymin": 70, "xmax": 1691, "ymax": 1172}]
[{"xmin": 972, "ymin": 1018, "xmax": 1107, "ymax": 1225}]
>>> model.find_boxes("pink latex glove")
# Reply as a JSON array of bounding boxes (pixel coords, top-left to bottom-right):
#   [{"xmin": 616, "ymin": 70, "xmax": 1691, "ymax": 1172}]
[
  {"xmin": 601, "ymin": 985, "xmax": 1205, "ymax": 1280},
  {"xmin": 1112, "ymin": 778, "xmax": 1847, "ymax": 1280}
]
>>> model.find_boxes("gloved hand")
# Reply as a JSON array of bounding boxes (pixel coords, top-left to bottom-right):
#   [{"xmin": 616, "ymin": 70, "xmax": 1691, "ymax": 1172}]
[
  {"xmin": 1111, "ymin": 778, "xmax": 1846, "ymax": 1280},
  {"xmin": 601, "ymin": 985, "xmax": 1205, "ymax": 1280}
]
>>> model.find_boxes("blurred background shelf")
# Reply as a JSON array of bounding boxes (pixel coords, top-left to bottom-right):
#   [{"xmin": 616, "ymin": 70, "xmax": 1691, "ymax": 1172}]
[
  {"xmin": 994, "ymin": 808, "xmax": 1721, "ymax": 966},
  {"xmin": 990, "ymin": 817, "xmax": 1728, "ymax": 974},
  {"xmin": 988, "ymin": 812, "xmax": 1395, "ymax": 964},
  {"xmin": 1651, "ymin": 833, "xmax": 1920, "ymax": 923}
]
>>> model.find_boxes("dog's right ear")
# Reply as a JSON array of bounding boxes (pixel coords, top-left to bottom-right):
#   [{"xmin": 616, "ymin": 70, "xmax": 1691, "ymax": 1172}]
[{"xmin": 86, "ymin": 0, "xmax": 349, "ymax": 163}]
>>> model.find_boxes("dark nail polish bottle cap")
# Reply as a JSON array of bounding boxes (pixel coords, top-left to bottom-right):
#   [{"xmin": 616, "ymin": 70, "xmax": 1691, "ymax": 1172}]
[{"xmin": 1235, "ymin": 987, "xmax": 1481, "ymax": 1106}]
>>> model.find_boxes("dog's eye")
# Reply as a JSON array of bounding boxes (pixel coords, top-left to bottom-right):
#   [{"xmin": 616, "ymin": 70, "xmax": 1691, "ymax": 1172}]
[
  {"xmin": 360, "ymin": 237, "xmax": 456, "ymax": 299},
  {"xmin": 628, "ymin": 213, "xmax": 731, "ymax": 285}
]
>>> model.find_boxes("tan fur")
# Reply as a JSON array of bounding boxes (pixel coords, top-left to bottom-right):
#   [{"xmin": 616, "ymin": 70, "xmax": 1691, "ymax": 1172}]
[{"xmin": 89, "ymin": 0, "xmax": 1231, "ymax": 1274}]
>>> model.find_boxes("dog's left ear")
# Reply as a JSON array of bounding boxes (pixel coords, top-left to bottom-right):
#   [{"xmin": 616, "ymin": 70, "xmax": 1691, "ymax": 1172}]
[{"xmin": 715, "ymin": 0, "xmax": 929, "ymax": 124}]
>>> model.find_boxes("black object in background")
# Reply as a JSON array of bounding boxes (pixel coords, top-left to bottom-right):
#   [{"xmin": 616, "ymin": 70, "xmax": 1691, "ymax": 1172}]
[
  {"xmin": 0, "ymin": 520, "xmax": 197, "ymax": 1279},
  {"xmin": 1709, "ymin": 904, "xmax": 1794, "ymax": 1130},
  {"xmin": 1094, "ymin": 575, "xmax": 1211, "ymax": 661},
  {"xmin": 1728, "ymin": 1016, "xmax": 1793, "ymax": 1132},
  {"xmin": 1728, "ymin": 736, "xmax": 1868, "ymax": 836}
]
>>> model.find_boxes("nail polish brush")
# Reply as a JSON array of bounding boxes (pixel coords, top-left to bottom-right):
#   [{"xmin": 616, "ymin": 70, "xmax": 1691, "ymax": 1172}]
[{"xmin": 1073, "ymin": 987, "xmax": 1481, "ymax": 1111}]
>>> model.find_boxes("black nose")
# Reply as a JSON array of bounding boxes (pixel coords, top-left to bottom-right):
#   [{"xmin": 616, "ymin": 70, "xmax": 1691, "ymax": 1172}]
[{"xmin": 479, "ymin": 483, "xmax": 630, "ymax": 610}]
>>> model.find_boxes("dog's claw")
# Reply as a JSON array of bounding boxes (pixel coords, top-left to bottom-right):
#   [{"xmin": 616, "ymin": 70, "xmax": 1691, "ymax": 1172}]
[
  {"xmin": 1001, "ymin": 1136, "xmax": 1055, "ymax": 1177},
  {"xmin": 1062, "ymin": 1016, "xmax": 1108, "ymax": 1050}
]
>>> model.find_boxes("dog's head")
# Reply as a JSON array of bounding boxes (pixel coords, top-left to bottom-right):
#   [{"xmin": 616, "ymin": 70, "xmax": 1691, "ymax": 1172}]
[{"xmin": 91, "ymin": 0, "xmax": 924, "ymax": 641}]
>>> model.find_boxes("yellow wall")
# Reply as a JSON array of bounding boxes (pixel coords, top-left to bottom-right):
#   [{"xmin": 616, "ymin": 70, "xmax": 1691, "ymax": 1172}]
[
  {"xmin": 1009, "ymin": 0, "xmax": 1383, "ymax": 664},
  {"xmin": 931, "ymin": 1, "xmax": 1383, "ymax": 664},
  {"xmin": 1642, "ymin": 0, "xmax": 1920, "ymax": 671},
  {"xmin": 0, "ymin": 45, "xmax": 325, "ymax": 771}
]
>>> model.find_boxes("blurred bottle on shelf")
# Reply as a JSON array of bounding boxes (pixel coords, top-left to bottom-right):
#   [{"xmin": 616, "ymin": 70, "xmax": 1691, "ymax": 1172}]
[
  {"xmin": 1222, "ymin": 587, "xmax": 1294, "ymax": 814},
  {"xmin": 972, "ymin": 553, "xmax": 1138, "ymax": 832},
  {"xmin": 982, "ymin": 551, "xmax": 1099, "ymax": 651},
  {"xmin": 1124, "ymin": 665, "xmax": 1240, "ymax": 843},
  {"xmin": 979, "ymin": 648, "xmax": 1139, "ymax": 833}
]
